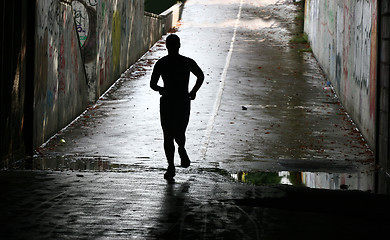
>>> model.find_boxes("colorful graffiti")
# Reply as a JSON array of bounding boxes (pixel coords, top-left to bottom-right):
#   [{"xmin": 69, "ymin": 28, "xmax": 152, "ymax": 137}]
[
  {"xmin": 73, "ymin": 7, "xmax": 88, "ymax": 46},
  {"xmin": 304, "ymin": 0, "xmax": 377, "ymax": 147},
  {"xmin": 72, "ymin": 0, "xmax": 97, "ymax": 63},
  {"xmin": 33, "ymin": 0, "xmax": 169, "ymax": 147}
]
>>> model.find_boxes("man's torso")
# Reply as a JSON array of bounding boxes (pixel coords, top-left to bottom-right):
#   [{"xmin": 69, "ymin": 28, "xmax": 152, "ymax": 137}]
[{"xmin": 156, "ymin": 54, "xmax": 195, "ymax": 100}]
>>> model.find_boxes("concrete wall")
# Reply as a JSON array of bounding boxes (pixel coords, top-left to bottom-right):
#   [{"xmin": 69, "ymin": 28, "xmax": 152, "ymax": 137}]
[
  {"xmin": 71, "ymin": 0, "xmax": 145, "ymax": 101},
  {"xmin": 32, "ymin": 0, "xmax": 183, "ymax": 149},
  {"xmin": 96, "ymin": 0, "xmax": 150, "ymax": 97},
  {"xmin": 304, "ymin": 0, "xmax": 378, "ymax": 149},
  {"xmin": 143, "ymin": 3, "xmax": 184, "ymax": 51},
  {"xmin": 160, "ymin": 3, "xmax": 184, "ymax": 34},
  {"xmin": 72, "ymin": 0, "xmax": 98, "ymax": 102}
]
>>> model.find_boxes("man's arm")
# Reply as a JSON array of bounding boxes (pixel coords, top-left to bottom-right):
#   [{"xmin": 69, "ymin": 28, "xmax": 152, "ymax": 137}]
[
  {"xmin": 189, "ymin": 61, "xmax": 204, "ymax": 100},
  {"xmin": 150, "ymin": 63, "xmax": 164, "ymax": 95}
]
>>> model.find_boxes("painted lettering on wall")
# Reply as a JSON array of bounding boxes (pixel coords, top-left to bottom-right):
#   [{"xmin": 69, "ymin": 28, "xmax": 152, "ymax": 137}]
[{"xmin": 72, "ymin": 0, "xmax": 97, "ymax": 63}]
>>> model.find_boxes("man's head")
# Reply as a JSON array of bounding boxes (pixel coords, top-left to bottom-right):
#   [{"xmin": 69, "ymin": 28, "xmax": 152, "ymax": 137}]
[{"xmin": 166, "ymin": 34, "xmax": 180, "ymax": 54}]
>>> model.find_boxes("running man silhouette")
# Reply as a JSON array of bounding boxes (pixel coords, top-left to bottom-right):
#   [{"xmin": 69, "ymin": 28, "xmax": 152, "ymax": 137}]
[{"xmin": 150, "ymin": 34, "xmax": 204, "ymax": 181}]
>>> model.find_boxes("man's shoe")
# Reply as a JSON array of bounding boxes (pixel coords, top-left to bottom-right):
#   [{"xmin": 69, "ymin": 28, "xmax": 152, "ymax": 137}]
[
  {"xmin": 164, "ymin": 166, "xmax": 176, "ymax": 180},
  {"xmin": 179, "ymin": 148, "xmax": 191, "ymax": 168}
]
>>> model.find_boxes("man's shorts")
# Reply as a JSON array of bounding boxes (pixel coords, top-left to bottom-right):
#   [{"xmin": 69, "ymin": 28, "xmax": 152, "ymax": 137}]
[{"xmin": 160, "ymin": 97, "xmax": 190, "ymax": 134}]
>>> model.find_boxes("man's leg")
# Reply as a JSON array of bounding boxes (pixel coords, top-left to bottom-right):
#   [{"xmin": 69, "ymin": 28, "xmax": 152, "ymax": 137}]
[
  {"xmin": 175, "ymin": 102, "xmax": 191, "ymax": 168},
  {"xmin": 163, "ymin": 132, "xmax": 175, "ymax": 166},
  {"xmin": 163, "ymin": 131, "xmax": 176, "ymax": 180},
  {"xmin": 160, "ymin": 99, "xmax": 176, "ymax": 180},
  {"xmin": 175, "ymin": 130, "xmax": 190, "ymax": 168}
]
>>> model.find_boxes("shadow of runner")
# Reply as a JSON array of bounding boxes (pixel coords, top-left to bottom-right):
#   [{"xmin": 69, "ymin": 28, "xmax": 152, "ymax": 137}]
[
  {"xmin": 150, "ymin": 180, "xmax": 262, "ymax": 240},
  {"xmin": 151, "ymin": 181, "xmax": 390, "ymax": 240},
  {"xmin": 150, "ymin": 182, "xmax": 191, "ymax": 239}
]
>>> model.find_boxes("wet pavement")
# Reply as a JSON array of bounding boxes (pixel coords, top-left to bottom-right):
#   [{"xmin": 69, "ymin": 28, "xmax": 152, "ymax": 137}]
[{"xmin": 2, "ymin": 0, "xmax": 390, "ymax": 239}]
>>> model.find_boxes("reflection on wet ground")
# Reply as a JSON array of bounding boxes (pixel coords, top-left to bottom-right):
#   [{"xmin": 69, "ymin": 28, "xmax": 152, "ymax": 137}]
[
  {"xmin": 17, "ymin": 155, "xmax": 375, "ymax": 192},
  {"xmin": 17, "ymin": 155, "xmax": 165, "ymax": 172},
  {"xmin": 231, "ymin": 169, "xmax": 374, "ymax": 191}
]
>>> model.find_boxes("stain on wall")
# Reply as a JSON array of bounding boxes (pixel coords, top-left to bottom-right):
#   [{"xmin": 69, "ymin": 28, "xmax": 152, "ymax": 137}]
[
  {"xmin": 304, "ymin": 0, "xmax": 377, "ymax": 149},
  {"xmin": 112, "ymin": 10, "xmax": 121, "ymax": 75}
]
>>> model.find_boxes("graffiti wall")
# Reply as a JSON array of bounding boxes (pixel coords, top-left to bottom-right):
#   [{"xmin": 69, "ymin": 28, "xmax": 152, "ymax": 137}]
[
  {"xmin": 304, "ymin": 0, "xmax": 377, "ymax": 148},
  {"xmin": 72, "ymin": 0, "xmax": 97, "ymax": 102},
  {"xmin": 95, "ymin": 0, "xmax": 145, "ymax": 95},
  {"xmin": 70, "ymin": 0, "xmax": 158, "ymax": 99},
  {"xmin": 34, "ymin": 0, "xmax": 89, "ymax": 148},
  {"xmin": 70, "ymin": 0, "xmax": 183, "ymax": 100},
  {"xmin": 32, "ymin": 0, "xmax": 183, "ymax": 148}
]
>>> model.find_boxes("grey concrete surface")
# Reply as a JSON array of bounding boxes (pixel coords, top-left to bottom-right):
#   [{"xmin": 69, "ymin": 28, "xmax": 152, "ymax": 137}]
[{"xmin": 1, "ymin": 0, "xmax": 388, "ymax": 239}]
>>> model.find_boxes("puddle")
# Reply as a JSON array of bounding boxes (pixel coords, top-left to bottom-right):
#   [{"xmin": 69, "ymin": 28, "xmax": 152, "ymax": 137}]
[
  {"xmin": 12, "ymin": 155, "xmax": 144, "ymax": 172},
  {"xmin": 231, "ymin": 170, "xmax": 374, "ymax": 191}
]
